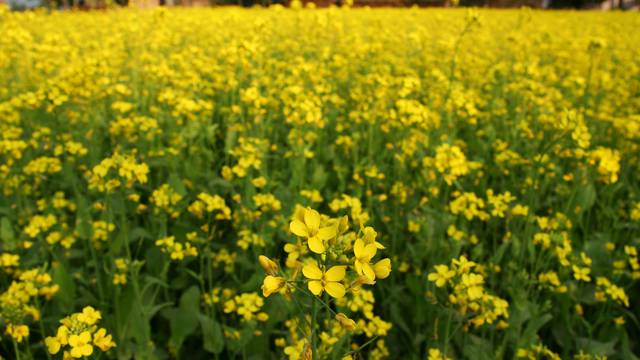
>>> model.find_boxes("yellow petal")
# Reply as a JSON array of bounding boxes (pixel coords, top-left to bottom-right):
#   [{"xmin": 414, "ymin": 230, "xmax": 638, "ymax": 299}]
[
  {"xmin": 258, "ymin": 255, "xmax": 279, "ymax": 276},
  {"xmin": 308, "ymin": 236, "xmax": 325, "ymax": 254},
  {"xmin": 308, "ymin": 280, "xmax": 324, "ymax": 296},
  {"xmin": 68, "ymin": 334, "xmax": 80, "ymax": 347},
  {"xmin": 353, "ymin": 239, "xmax": 365, "ymax": 257},
  {"xmin": 362, "ymin": 227, "xmax": 377, "ymax": 243},
  {"xmin": 302, "ymin": 262, "xmax": 323, "ymax": 280},
  {"xmin": 317, "ymin": 225, "xmax": 337, "ymax": 241},
  {"xmin": 335, "ymin": 313, "xmax": 357, "ymax": 331},
  {"xmin": 325, "ymin": 282, "xmax": 346, "ymax": 298},
  {"xmin": 80, "ymin": 331, "xmax": 92, "ymax": 343},
  {"xmin": 262, "ymin": 276, "xmax": 285, "ymax": 297},
  {"xmin": 290, "ymin": 220, "xmax": 309, "ymax": 238},
  {"xmin": 304, "ymin": 208, "xmax": 321, "ymax": 232},
  {"xmin": 362, "ymin": 263, "xmax": 375, "ymax": 281},
  {"xmin": 71, "ymin": 348, "xmax": 83, "ymax": 358},
  {"xmin": 81, "ymin": 344, "xmax": 93, "ymax": 356},
  {"xmin": 325, "ymin": 266, "xmax": 346, "ymax": 282},
  {"xmin": 45, "ymin": 337, "xmax": 61, "ymax": 354},
  {"xmin": 373, "ymin": 258, "xmax": 391, "ymax": 279},
  {"xmin": 293, "ymin": 206, "xmax": 306, "ymax": 222},
  {"xmin": 354, "ymin": 260, "xmax": 363, "ymax": 276},
  {"xmin": 363, "ymin": 243, "xmax": 377, "ymax": 260}
]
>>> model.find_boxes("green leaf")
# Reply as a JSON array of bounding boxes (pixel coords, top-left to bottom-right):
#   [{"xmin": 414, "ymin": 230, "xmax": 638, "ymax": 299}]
[
  {"xmin": 575, "ymin": 337, "xmax": 617, "ymax": 356},
  {"xmin": 521, "ymin": 313, "xmax": 553, "ymax": 345},
  {"xmin": 199, "ymin": 314, "xmax": 224, "ymax": 354},
  {"xmin": 117, "ymin": 285, "xmax": 150, "ymax": 346},
  {"xmin": 572, "ymin": 181, "xmax": 596, "ymax": 213},
  {"xmin": 621, "ymin": 331, "xmax": 640, "ymax": 360},
  {"xmin": 52, "ymin": 262, "xmax": 76, "ymax": 312},
  {"xmin": 168, "ymin": 173, "xmax": 187, "ymax": 196},
  {"xmin": 389, "ymin": 302, "xmax": 412, "ymax": 338},
  {"xmin": 0, "ymin": 217, "xmax": 16, "ymax": 251},
  {"xmin": 130, "ymin": 227, "xmax": 153, "ymax": 241},
  {"xmin": 463, "ymin": 335, "xmax": 495, "ymax": 360},
  {"xmin": 311, "ymin": 165, "xmax": 327, "ymax": 189},
  {"xmin": 240, "ymin": 272, "xmax": 263, "ymax": 292},
  {"xmin": 169, "ymin": 286, "xmax": 201, "ymax": 353}
]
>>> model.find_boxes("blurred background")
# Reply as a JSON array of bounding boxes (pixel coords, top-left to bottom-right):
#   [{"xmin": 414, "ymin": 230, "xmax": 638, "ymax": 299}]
[{"xmin": 1, "ymin": 0, "xmax": 638, "ymax": 12}]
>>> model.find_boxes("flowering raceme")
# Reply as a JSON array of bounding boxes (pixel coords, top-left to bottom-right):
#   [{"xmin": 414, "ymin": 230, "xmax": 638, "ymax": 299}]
[
  {"xmin": 45, "ymin": 307, "xmax": 115, "ymax": 358},
  {"xmin": 428, "ymin": 256, "xmax": 509, "ymax": 329},
  {"xmin": 260, "ymin": 206, "xmax": 392, "ymax": 358}
]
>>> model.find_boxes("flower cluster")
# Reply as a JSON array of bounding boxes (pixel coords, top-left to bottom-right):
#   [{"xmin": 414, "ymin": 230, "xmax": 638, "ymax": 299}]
[
  {"xmin": 260, "ymin": 207, "xmax": 392, "ymax": 358},
  {"xmin": 428, "ymin": 256, "xmax": 509, "ymax": 329},
  {"xmin": 45, "ymin": 306, "xmax": 116, "ymax": 358},
  {"xmin": 1, "ymin": 269, "xmax": 59, "ymax": 343},
  {"xmin": 155, "ymin": 235, "xmax": 198, "ymax": 261},
  {"xmin": 87, "ymin": 152, "xmax": 150, "ymax": 192}
]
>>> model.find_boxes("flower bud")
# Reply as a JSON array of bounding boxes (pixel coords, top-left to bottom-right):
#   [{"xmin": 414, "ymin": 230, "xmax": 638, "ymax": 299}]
[
  {"xmin": 335, "ymin": 313, "xmax": 357, "ymax": 331},
  {"xmin": 258, "ymin": 255, "xmax": 278, "ymax": 276}
]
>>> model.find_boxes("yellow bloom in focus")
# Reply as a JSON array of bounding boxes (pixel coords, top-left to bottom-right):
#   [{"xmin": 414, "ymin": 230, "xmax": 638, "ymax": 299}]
[
  {"xmin": 258, "ymin": 255, "xmax": 279, "ymax": 276},
  {"xmin": 290, "ymin": 208, "xmax": 336, "ymax": 254},
  {"xmin": 362, "ymin": 226, "xmax": 385, "ymax": 249},
  {"xmin": 373, "ymin": 258, "xmax": 392, "ymax": 279},
  {"xmin": 353, "ymin": 238, "xmax": 377, "ymax": 281},
  {"xmin": 262, "ymin": 275, "xmax": 286, "ymax": 297},
  {"xmin": 68, "ymin": 331, "xmax": 93, "ymax": 358},
  {"xmin": 45, "ymin": 326, "xmax": 69, "ymax": 354},
  {"xmin": 45, "ymin": 336, "xmax": 62, "ymax": 354},
  {"xmin": 302, "ymin": 262, "xmax": 346, "ymax": 298},
  {"xmin": 461, "ymin": 273, "xmax": 484, "ymax": 300}
]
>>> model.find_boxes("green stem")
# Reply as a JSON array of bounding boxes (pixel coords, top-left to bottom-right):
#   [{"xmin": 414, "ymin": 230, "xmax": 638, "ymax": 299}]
[
  {"xmin": 311, "ymin": 296, "xmax": 318, "ymax": 359},
  {"xmin": 13, "ymin": 340, "xmax": 21, "ymax": 360}
]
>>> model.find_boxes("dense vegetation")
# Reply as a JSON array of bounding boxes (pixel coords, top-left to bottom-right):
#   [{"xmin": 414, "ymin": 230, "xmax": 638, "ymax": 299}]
[{"xmin": 0, "ymin": 6, "xmax": 639, "ymax": 359}]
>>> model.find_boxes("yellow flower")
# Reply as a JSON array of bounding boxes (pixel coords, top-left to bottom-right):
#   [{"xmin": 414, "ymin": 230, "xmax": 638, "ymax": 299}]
[
  {"xmin": 289, "ymin": 208, "xmax": 336, "ymax": 254},
  {"xmin": 353, "ymin": 238, "xmax": 377, "ymax": 281},
  {"xmin": 258, "ymin": 255, "xmax": 279, "ymax": 276},
  {"xmin": 113, "ymin": 273, "xmax": 127, "ymax": 285},
  {"xmin": 45, "ymin": 336, "xmax": 62, "ymax": 354},
  {"xmin": 77, "ymin": 306, "xmax": 101, "ymax": 325},
  {"xmin": 373, "ymin": 258, "xmax": 392, "ymax": 279},
  {"xmin": 68, "ymin": 331, "xmax": 93, "ymax": 358},
  {"xmin": 335, "ymin": 313, "xmax": 357, "ymax": 331},
  {"xmin": 302, "ymin": 262, "xmax": 346, "ymax": 298},
  {"xmin": 572, "ymin": 265, "xmax": 591, "ymax": 282},
  {"xmin": 261, "ymin": 275, "xmax": 286, "ymax": 297},
  {"xmin": 6, "ymin": 324, "xmax": 29, "ymax": 343},
  {"xmin": 93, "ymin": 328, "xmax": 116, "ymax": 352},
  {"xmin": 461, "ymin": 273, "xmax": 485, "ymax": 300},
  {"xmin": 45, "ymin": 326, "xmax": 68, "ymax": 354},
  {"xmin": 362, "ymin": 226, "xmax": 385, "ymax": 249},
  {"xmin": 428, "ymin": 348, "xmax": 451, "ymax": 360}
]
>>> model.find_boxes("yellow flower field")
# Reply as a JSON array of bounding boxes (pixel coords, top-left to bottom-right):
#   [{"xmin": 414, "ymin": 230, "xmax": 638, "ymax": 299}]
[{"xmin": 0, "ymin": 5, "xmax": 639, "ymax": 359}]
